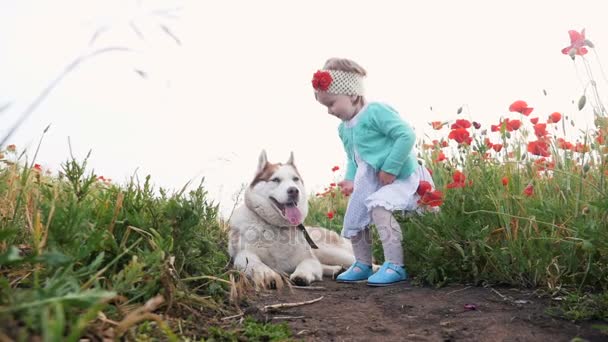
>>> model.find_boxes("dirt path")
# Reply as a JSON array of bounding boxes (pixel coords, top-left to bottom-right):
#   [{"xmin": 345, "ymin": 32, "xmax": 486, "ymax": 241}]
[{"xmin": 247, "ymin": 279, "xmax": 605, "ymax": 341}]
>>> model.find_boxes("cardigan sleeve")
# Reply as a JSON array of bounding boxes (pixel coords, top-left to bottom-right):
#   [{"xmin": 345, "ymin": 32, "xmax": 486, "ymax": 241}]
[
  {"xmin": 338, "ymin": 124, "xmax": 357, "ymax": 181},
  {"xmin": 368, "ymin": 104, "xmax": 415, "ymax": 175}
]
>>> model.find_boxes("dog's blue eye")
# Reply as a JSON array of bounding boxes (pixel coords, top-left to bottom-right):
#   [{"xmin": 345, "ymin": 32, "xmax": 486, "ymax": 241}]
[
  {"xmin": 293, "ymin": 177, "xmax": 300, "ymax": 182},
  {"xmin": 271, "ymin": 178, "xmax": 280, "ymax": 183}
]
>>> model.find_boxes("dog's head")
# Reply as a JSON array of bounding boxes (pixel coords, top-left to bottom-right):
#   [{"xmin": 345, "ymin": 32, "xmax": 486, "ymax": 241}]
[{"xmin": 245, "ymin": 150, "xmax": 308, "ymax": 227}]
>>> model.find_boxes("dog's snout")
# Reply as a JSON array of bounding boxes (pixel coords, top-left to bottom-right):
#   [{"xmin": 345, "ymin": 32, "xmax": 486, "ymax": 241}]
[{"xmin": 287, "ymin": 187, "xmax": 299, "ymax": 197}]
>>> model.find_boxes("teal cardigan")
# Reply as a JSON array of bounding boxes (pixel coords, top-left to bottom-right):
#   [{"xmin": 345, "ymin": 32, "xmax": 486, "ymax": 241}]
[{"xmin": 338, "ymin": 102, "xmax": 417, "ymax": 181}]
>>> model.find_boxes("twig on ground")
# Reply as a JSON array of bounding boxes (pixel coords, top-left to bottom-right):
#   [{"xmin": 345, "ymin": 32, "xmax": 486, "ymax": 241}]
[
  {"xmin": 221, "ymin": 313, "xmax": 245, "ymax": 321},
  {"xmin": 291, "ymin": 285, "xmax": 326, "ymax": 290},
  {"xmin": 447, "ymin": 286, "xmax": 472, "ymax": 296},
  {"xmin": 490, "ymin": 288, "xmax": 509, "ymax": 300},
  {"xmin": 271, "ymin": 315, "xmax": 306, "ymax": 320},
  {"xmin": 261, "ymin": 296, "xmax": 324, "ymax": 313}
]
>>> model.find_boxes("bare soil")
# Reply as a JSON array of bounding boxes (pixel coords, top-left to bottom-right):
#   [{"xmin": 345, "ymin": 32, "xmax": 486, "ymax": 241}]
[{"xmin": 245, "ymin": 278, "xmax": 606, "ymax": 342}]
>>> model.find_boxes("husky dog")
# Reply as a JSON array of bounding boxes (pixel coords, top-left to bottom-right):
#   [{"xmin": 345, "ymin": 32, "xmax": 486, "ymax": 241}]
[{"xmin": 228, "ymin": 150, "xmax": 356, "ymax": 288}]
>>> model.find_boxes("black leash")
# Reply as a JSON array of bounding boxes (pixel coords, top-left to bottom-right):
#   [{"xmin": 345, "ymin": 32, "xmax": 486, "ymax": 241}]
[{"xmin": 297, "ymin": 223, "xmax": 319, "ymax": 249}]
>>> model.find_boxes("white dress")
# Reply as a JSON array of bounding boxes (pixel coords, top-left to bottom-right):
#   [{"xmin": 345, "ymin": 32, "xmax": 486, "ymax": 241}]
[{"xmin": 341, "ymin": 106, "xmax": 436, "ymax": 239}]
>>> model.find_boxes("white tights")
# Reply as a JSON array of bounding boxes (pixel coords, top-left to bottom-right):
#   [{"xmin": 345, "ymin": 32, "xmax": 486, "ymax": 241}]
[{"xmin": 350, "ymin": 206, "xmax": 404, "ymax": 266}]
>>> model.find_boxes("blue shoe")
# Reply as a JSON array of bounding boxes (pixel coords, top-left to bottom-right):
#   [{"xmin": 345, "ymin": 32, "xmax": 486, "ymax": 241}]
[
  {"xmin": 367, "ymin": 261, "xmax": 407, "ymax": 286},
  {"xmin": 336, "ymin": 261, "xmax": 374, "ymax": 283}
]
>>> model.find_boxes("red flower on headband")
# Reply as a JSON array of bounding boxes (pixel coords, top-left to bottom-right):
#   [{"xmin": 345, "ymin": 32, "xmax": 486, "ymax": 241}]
[{"xmin": 312, "ymin": 70, "xmax": 333, "ymax": 91}]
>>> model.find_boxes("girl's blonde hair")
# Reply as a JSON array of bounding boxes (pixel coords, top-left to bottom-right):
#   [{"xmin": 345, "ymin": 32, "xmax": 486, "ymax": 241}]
[{"xmin": 322, "ymin": 58, "xmax": 367, "ymax": 105}]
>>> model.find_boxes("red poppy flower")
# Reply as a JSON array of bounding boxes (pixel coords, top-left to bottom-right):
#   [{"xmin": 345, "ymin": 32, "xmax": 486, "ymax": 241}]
[
  {"xmin": 557, "ymin": 138, "xmax": 574, "ymax": 150},
  {"xmin": 506, "ymin": 119, "xmax": 522, "ymax": 132},
  {"xmin": 7, "ymin": 144, "xmax": 16, "ymax": 152},
  {"xmin": 523, "ymin": 184, "xmax": 534, "ymax": 197},
  {"xmin": 326, "ymin": 211, "xmax": 334, "ymax": 219},
  {"xmin": 534, "ymin": 123, "xmax": 549, "ymax": 138},
  {"xmin": 33, "ymin": 164, "xmax": 42, "ymax": 171},
  {"xmin": 431, "ymin": 121, "xmax": 444, "ymax": 130},
  {"xmin": 501, "ymin": 177, "xmax": 509, "ymax": 186},
  {"xmin": 312, "ymin": 70, "xmax": 333, "ymax": 91},
  {"xmin": 534, "ymin": 157, "xmax": 555, "ymax": 171},
  {"xmin": 447, "ymin": 170, "xmax": 470, "ymax": 188},
  {"xmin": 417, "ymin": 180, "xmax": 432, "ymax": 196},
  {"xmin": 548, "ymin": 112, "xmax": 562, "ymax": 124},
  {"xmin": 447, "ymin": 182, "xmax": 467, "ymax": 189},
  {"xmin": 452, "ymin": 170, "xmax": 466, "ymax": 183},
  {"xmin": 434, "ymin": 151, "xmax": 446, "ymax": 163},
  {"xmin": 527, "ymin": 140, "xmax": 550, "ymax": 157},
  {"xmin": 491, "ymin": 124, "xmax": 500, "ymax": 132},
  {"xmin": 561, "ymin": 29, "xmax": 589, "ymax": 57},
  {"xmin": 509, "ymin": 100, "xmax": 534, "ymax": 116},
  {"xmin": 448, "ymin": 128, "xmax": 471, "ymax": 145},
  {"xmin": 530, "ymin": 117, "xmax": 539, "ymax": 125},
  {"xmin": 418, "ymin": 190, "xmax": 444, "ymax": 207},
  {"xmin": 331, "ymin": 165, "xmax": 340, "ymax": 172},
  {"xmin": 329, "ymin": 182, "xmax": 336, "ymax": 187},
  {"xmin": 451, "ymin": 119, "xmax": 472, "ymax": 130},
  {"xmin": 492, "ymin": 144, "xmax": 503, "ymax": 152}
]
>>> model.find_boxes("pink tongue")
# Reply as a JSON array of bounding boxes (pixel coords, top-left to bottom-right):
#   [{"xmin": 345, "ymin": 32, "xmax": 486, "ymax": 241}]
[{"xmin": 285, "ymin": 206, "xmax": 303, "ymax": 225}]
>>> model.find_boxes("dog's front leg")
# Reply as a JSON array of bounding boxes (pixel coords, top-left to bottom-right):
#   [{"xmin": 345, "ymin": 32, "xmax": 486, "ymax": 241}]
[
  {"xmin": 290, "ymin": 258, "xmax": 323, "ymax": 286},
  {"xmin": 233, "ymin": 250, "xmax": 285, "ymax": 289}
]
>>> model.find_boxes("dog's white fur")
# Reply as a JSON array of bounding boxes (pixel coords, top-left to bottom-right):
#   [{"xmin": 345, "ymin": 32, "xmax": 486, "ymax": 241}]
[{"xmin": 228, "ymin": 150, "xmax": 355, "ymax": 288}]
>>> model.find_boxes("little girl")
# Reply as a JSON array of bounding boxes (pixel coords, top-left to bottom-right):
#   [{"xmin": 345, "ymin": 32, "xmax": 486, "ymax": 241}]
[{"xmin": 311, "ymin": 57, "xmax": 435, "ymax": 286}]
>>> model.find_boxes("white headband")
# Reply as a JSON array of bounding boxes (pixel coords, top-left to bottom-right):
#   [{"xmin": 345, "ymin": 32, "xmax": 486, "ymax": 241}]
[{"xmin": 311, "ymin": 69, "xmax": 364, "ymax": 96}]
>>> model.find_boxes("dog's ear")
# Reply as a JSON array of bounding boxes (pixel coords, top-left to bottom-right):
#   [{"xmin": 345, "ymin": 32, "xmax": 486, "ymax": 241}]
[
  {"xmin": 286, "ymin": 151, "xmax": 295, "ymax": 165},
  {"xmin": 257, "ymin": 150, "xmax": 268, "ymax": 174}
]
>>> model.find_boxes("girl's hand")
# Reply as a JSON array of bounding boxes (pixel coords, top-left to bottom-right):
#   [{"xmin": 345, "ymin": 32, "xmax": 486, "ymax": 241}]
[
  {"xmin": 378, "ymin": 171, "xmax": 396, "ymax": 186},
  {"xmin": 338, "ymin": 180, "xmax": 354, "ymax": 196}
]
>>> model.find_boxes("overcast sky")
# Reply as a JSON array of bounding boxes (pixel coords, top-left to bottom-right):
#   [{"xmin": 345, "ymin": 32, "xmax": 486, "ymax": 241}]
[{"xmin": 1, "ymin": 0, "xmax": 607, "ymax": 217}]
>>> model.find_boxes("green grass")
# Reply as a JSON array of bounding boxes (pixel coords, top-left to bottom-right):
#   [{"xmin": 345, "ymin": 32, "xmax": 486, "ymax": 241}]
[
  {"xmin": 0, "ymin": 150, "xmax": 234, "ymax": 340},
  {"xmin": 204, "ymin": 318, "xmax": 292, "ymax": 342}
]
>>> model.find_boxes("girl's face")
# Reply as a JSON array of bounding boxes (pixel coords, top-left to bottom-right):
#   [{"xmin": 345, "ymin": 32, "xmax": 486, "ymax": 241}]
[{"xmin": 315, "ymin": 92, "xmax": 359, "ymax": 121}]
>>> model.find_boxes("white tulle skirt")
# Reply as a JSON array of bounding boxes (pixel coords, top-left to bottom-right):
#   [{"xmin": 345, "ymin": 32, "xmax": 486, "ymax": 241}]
[{"xmin": 341, "ymin": 152, "xmax": 436, "ymax": 239}]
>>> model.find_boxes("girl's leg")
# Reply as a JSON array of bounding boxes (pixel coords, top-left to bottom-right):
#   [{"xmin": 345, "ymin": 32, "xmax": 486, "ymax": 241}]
[
  {"xmin": 371, "ymin": 206, "xmax": 403, "ymax": 266},
  {"xmin": 336, "ymin": 227, "xmax": 374, "ymax": 282},
  {"xmin": 350, "ymin": 227, "xmax": 372, "ymax": 266}
]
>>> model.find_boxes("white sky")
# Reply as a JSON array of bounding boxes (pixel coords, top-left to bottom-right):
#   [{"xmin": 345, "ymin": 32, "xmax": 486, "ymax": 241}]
[{"xmin": 1, "ymin": 0, "xmax": 607, "ymax": 218}]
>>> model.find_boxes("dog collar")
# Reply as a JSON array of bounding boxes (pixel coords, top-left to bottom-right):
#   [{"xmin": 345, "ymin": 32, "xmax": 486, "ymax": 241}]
[{"xmin": 297, "ymin": 224, "xmax": 319, "ymax": 249}]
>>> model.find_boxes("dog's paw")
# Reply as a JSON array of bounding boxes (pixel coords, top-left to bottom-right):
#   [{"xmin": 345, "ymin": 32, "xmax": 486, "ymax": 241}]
[
  {"xmin": 289, "ymin": 272, "xmax": 315, "ymax": 286},
  {"xmin": 252, "ymin": 267, "xmax": 284, "ymax": 290},
  {"xmin": 332, "ymin": 266, "xmax": 347, "ymax": 280},
  {"xmin": 325, "ymin": 265, "xmax": 345, "ymax": 279}
]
